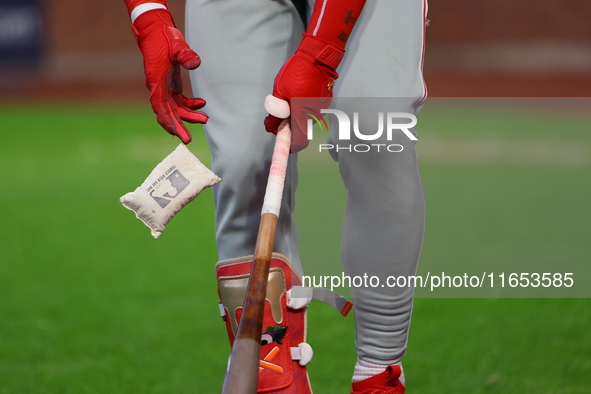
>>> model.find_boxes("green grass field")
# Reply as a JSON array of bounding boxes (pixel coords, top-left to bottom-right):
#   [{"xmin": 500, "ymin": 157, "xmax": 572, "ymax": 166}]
[{"xmin": 1, "ymin": 99, "xmax": 590, "ymax": 393}]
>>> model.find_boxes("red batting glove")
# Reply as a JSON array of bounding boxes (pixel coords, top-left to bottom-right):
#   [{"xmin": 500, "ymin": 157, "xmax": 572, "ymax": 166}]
[
  {"xmin": 264, "ymin": 33, "xmax": 343, "ymax": 153},
  {"xmin": 132, "ymin": 9, "xmax": 208, "ymax": 144},
  {"xmin": 264, "ymin": 0, "xmax": 366, "ymax": 153}
]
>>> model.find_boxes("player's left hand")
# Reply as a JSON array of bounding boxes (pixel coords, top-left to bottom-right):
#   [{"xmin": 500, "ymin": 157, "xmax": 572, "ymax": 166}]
[
  {"xmin": 132, "ymin": 9, "xmax": 208, "ymax": 144},
  {"xmin": 264, "ymin": 34, "xmax": 343, "ymax": 153}
]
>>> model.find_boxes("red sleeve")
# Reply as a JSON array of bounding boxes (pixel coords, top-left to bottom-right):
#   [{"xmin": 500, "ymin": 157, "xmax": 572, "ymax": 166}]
[
  {"xmin": 124, "ymin": 0, "xmax": 168, "ymax": 17},
  {"xmin": 307, "ymin": 0, "xmax": 367, "ymax": 49}
]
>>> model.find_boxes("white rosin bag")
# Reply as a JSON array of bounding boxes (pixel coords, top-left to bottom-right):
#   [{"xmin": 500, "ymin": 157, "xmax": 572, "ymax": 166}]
[{"xmin": 120, "ymin": 143, "xmax": 220, "ymax": 239}]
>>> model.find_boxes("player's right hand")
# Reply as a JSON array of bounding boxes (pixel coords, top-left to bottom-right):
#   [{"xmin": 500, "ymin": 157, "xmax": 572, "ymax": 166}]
[{"xmin": 132, "ymin": 8, "xmax": 208, "ymax": 144}]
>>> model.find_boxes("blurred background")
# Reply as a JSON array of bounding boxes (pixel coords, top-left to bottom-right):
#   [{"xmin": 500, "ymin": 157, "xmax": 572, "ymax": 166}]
[
  {"xmin": 1, "ymin": 1, "xmax": 590, "ymax": 393},
  {"xmin": 0, "ymin": 0, "xmax": 590, "ymax": 99}
]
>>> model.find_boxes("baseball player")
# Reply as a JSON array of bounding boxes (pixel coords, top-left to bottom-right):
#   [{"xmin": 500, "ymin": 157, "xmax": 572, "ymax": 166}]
[{"xmin": 123, "ymin": 0, "xmax": 427, "ymax": 392}]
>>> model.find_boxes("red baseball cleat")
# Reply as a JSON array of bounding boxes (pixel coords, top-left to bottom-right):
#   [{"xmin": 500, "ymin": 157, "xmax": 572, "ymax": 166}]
[{"xmin": 350, "ymin": 365, "xmax": 406, "ymax": 394}]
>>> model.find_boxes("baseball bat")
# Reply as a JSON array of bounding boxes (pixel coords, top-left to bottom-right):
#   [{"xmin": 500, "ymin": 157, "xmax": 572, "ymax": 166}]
[{"xmin": 220, "ymin": 120, "xmax": 291, "ymax": 394}]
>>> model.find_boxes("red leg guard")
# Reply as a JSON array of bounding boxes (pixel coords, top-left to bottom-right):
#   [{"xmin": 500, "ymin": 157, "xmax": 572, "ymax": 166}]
[{"xmin": 216, "ymin": 253, "xmax": 313, "ymax": 393}]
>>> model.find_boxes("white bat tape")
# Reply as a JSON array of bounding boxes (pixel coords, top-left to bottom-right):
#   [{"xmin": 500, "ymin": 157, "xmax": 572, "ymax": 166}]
[{"xmin": 261, "ymin": 122, "xmax": 291, "ymax": 216}]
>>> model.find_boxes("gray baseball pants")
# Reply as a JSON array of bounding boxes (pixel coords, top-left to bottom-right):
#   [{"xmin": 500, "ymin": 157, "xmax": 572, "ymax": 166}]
[{"xmin": 186, "ymin": 0, "xmax": 427, "ymax": 365}]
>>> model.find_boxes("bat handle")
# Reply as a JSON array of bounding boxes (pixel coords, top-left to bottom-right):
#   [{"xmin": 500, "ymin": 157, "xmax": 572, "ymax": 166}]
[
  {"xmin": 221, "ymin": 120, "xmax": 291, "ymax": 394},
  {"xmin": 261, "ymin": 120, "xmax": 291, "ymax": 217}
]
